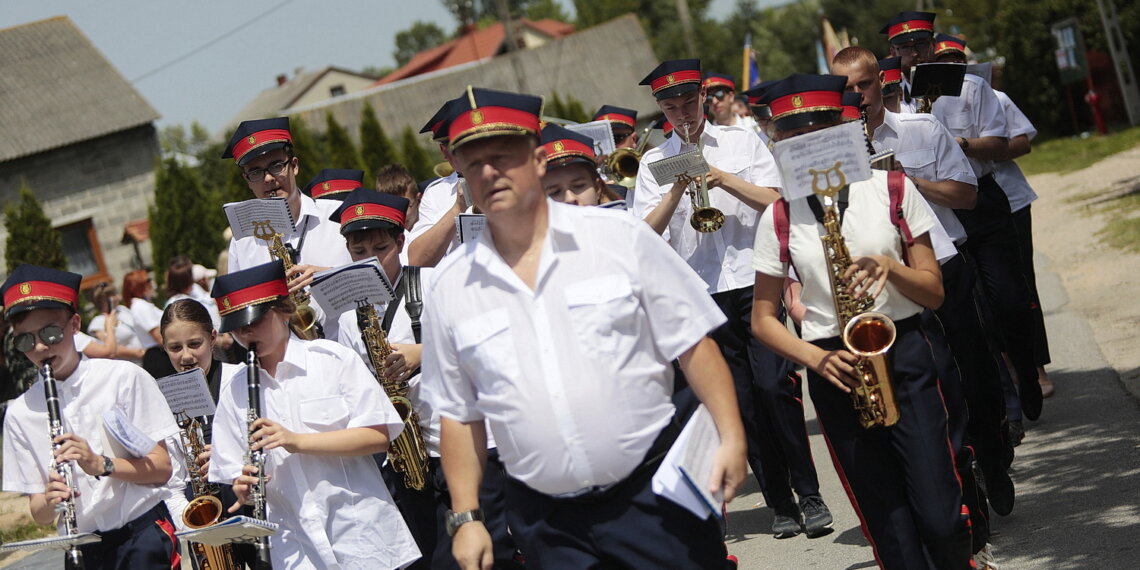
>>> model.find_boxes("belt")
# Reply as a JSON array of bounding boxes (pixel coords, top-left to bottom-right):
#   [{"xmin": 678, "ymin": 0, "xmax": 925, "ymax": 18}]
[
  {"xmin": 96, "ymin": 501, "xmax": 171, "ymax": 545},
  {"xmin": 545, "ymin": 417, "xmax": 681, "ymax": 502}
]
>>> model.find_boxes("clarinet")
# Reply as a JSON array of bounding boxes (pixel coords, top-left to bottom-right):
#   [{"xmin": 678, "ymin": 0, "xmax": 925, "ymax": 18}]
[
  {"xmin": 245, "ymin": 345, "xmax": 273, "ymax": 570},
  {"xmin": 43, "ymin": 359, "xmax": 85, "ymax": 569}
]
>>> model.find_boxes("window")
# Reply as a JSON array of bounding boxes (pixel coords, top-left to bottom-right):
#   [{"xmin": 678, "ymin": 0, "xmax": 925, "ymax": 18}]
[
  {"xmin": 329, "ymin": 84, "xmax": 346, "ymax": 97},
  {"xmin": 57, "ymin": 219, "xmax": 109, "ymax": 289}
]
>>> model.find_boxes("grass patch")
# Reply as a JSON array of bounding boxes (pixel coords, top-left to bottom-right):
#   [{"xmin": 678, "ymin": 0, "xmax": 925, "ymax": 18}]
[
  {"xmin": 0, "ymin": 519, "xmax": 55, "ymax": 544},
  {"xmin": 1018, "ymin": 126, "xmax": 1140, "ymax": 176},
  {"xmin": 1096, "ymin": 191, "xmax": 1140, "ymax": 253}
]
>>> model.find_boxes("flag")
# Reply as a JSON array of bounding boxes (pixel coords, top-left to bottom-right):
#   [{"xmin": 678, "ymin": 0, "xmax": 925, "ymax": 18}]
[
  {"xmin": 816, "ymin": 39, "xmax": 829, "ymax": 75},
  {"xmin": 820, "ymin": 15, "xmax": 843, "ymax": 67},
  {"xmin": 742, "ymin": 33, "xmax": 761, "ymax": 89}
]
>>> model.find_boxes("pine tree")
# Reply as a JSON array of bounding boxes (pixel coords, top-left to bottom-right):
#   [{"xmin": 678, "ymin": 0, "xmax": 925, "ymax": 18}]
[
  {"xmin": 288, "ymin": 115, "xmax": 328, "ymax": 187},
  {"xmin": 360, "ymin": 102, "xmax": 401, "ymax": 187},
  {"xmin": 149, "ymin": 157, "xmax": 227, "ymax": 291},
  {"xmin": 3, "ymin": 184, "xmax": 67, "ymax": 273},
  {"xmin": 399, "ymin": 126, "xmax": 434, "ymax": 181},
  {"xmin": 324, "ymin": 112, "xmax": 364, "ymax": 175}
]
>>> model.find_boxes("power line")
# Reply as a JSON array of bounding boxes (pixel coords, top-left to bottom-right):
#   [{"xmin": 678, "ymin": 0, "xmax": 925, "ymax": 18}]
[{"xmin": 130, "ymin": 0, "xmax": 296, "ymax": 84}]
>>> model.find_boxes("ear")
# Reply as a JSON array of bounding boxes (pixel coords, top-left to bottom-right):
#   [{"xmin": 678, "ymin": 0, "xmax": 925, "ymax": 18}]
[
  {"xmin": 533, "ymin": 144, "xmax": 548, "ymax": 179},
  {"xmin": 395, "ymin": 232, "xmax": 406, "ymax": 253}
]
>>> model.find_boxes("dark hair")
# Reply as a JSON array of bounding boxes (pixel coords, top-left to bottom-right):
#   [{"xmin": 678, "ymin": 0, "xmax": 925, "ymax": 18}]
[
  {"xmin": 166, "ymin": 255, "xmax": 194, "ymax": 296},
  {"xmin": 160, "ymin": 299, "xmax": 215, "ymax": 339},
  {"xmin": 346, "ymin": 225, "xmax": 404, "ymax": 245},
  {"xmin": 375, "ymin": 164, "xmax": 418, "ymax": 199},
  {"xmin": 90, "ymin": 281, "xmax": 118, "ymax": 309},
  {"xmin": 121, "ymin": 270, "xmax": 152, "ymax": 306}
]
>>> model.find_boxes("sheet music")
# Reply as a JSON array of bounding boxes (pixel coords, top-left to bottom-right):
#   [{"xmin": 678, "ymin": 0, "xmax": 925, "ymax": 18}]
[
  {"xmin": 771, "ymin": 121, "xmax": 873, "ymax": 202},
  {"xmin": 223, "ymin": 198, "xmax": 296, "ymax": 240},
  {"xmin": 309, "ymin": 258, "xmax": 395, "ymax": 316},
  {"xmin": 565, "ymin": 119, "xmax": 617, "ymax": 156},
  {"xmin": 101, "ymin": 409, "xmax": 156, "ymax": 459},
  {"xmin": 155, "ymin": 369, "xmax": 216, "ymax": 419},
  {"xmin": 646, "ymin": 150, "xmax": 709, "ymax": 186},
  {"xmin": 0, "ymin": 533, "xmax": 100, "ymax": 551},
  {"xmin": 455, "ymin": 213, "xmax": 486, "ymax": 244},
  {"xmin": 175, "ymin": 516, "xmax": 278, "ymax": 547},
  {"xmin": 910, "ymin": 63, "xmax": 967, "ymax": 98},
  {"xmin": 651, "ymin": 404, "xmax": 724, "ymax": 520}
]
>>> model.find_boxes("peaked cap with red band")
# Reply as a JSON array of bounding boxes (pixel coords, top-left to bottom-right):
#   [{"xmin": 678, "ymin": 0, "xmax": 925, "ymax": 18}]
[
  {"xmin": 760, "ymin": 73, "xmax": 847, "ymax": 131},
  {"xmin": 447, "ymin": 87, "xmax": 544, "ymax": 152},
  {"xmin": 640, "ymin": 59, "xmax": 702, "ymax": 100},
  {"xmin": 841, "ymin": 92, "xmax": 863, "ymax": 121},
  {"xmin": 540, "ymin": 124, "xmax": 597, "ymax": 170},
  {"xmin": 592, "ymin": 105, "xmax": 637, "ymax": 129},
  {"xmin": 304, "ymin": 169, "xmax": 363, "ymax": 201},
  {"xmin": 881, "ymin": 11, "xmax": 936, "ymax": 44},
  {"xmin": 702, "ymin": 73, "xmax": 736, "ymax": 92},
  {"xmin": 210, "ymin": 260, "xmax": 289, "ymax": 333},
  {"xmin": 421, "ymin": 95, "xmax": 466, "ymax": 144},
  {"xmin": 879, "ymin": 57, "xmax": 904, "ymax": 88},
  {"xmin": 742, "ymin": 79, "xmax": 780, "ymax": 119},
  {"xmin": 934, "ymin": 33, "xmax": 967, "ymax": 57},
  {"xmin": 2, "ymin": 264, "xmax": 82, "ymax": 319},
  {"xmin": 222, "ymin": 117, "xmax": 293, "ymax": 166},
  {"xmin": 330, "ymin": 188, "xmax": 409, "ymax": 236}
]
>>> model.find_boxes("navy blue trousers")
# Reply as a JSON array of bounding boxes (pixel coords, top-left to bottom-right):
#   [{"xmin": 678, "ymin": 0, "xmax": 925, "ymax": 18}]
[
  {"xmin": 1012, "ymin": 205, "xmax": 1051, "ymax": 366},
  {"xmin": 710, "ymin": 286, "xmax": 820, "ymax": 507},
  {"xmin": 74, "ymin": 501, "xmax": 180, "ymax": 570},
  {"xmin": 809, "ymin": 317, "xmax": 971, "ymax": 570}
]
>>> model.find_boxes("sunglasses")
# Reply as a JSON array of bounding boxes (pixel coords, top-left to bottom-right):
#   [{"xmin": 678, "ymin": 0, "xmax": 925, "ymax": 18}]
[
  {"xmin": 706, "ymin": 89, "xmax": 730, "ymax": 104},
  {"xmin": 14, "ymin": 324, "xmax": 66, "ymax": 353}
]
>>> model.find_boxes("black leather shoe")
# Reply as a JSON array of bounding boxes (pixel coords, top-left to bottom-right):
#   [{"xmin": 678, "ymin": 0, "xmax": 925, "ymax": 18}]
[{"xmin": 1020, "ymin": 374, "xmax": 1043, "ymax": 421}]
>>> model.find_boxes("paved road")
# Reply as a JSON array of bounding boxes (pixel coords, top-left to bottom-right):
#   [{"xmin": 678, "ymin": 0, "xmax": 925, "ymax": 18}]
[
  {"xmin": 725, "ymin": 251, "xmax": 1140, "ymax": 568},
  {"xmin": 6, "ymin": 253, "xmax": 1140, "ymax": 569}
]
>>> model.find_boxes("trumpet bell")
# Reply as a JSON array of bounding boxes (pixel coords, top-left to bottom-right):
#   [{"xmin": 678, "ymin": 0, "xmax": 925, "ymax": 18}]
[
  {"xmin": 433, "ymin": 161, "xmax": 454, "ymax": 178},
  {"xmin": 690, "ymin": 207, "xmax": 726, "ymax": 233}
]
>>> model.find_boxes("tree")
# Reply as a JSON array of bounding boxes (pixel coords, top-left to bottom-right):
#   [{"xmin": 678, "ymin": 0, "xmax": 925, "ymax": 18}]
[
  {"xmin": 546, "ymin": 92, "xmax": 591, "ymax": 123},
  {"xmin": 395, "ymin": 21, "xmax": 448, "ymax": 66},
  {"xmin": 288, "ymin": 115, "xmax": 329, "ymax": 187},
  {"xmin": 360, "ymin": 102, "xmax": 401, "ymax": 185},
  {"xmin": 324, "ymin": 113, "xmax": 365, "ymax": 177},
  {"xmin": 159, "ymin": 121, "xmax": 212, "ymax": 157},
  {"xmin": 149, "ymin": 158, "xmax": 227, "ymax": 291},
  {"xmin": 3, "ymin": 184, "xmax": 67, "ymax": 273},
  {"xmin": 399, "ymin": 126, "xmax": 435, "ymax": 181},
  {"xmin": 526, "ymin": 0, "xmax": 570, "ymax": 21}
]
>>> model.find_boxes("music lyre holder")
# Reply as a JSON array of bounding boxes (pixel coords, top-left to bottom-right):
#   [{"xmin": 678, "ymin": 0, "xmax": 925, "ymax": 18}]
[{"xmin": 809, "ymin": 162, "xmax": 848, "ymax": 200}]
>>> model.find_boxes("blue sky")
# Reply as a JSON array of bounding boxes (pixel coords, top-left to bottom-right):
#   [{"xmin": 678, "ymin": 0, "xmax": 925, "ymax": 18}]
[{"xmin": 1, "ymin": 0, "xmax": 781, "ymax": 133}]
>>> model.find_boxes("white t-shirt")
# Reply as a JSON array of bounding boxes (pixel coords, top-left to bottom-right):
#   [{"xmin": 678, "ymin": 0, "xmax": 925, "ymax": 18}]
[
  {"xmin": 128, "ymin": 298, "xmax": 163, "ymax": 349},
  {"xmin": 2, "ymin": 357, "xmax": 180, "ymax": 533},
  {"xmin": 88, "ymin": 306, "xmax": 143, "ymax": 363},
  {"xmin": 752, "ymin": 171, "xmax": 935, "ymax": 341}
]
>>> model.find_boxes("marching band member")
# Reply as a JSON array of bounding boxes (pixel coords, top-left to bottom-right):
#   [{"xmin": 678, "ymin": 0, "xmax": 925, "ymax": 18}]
[
  {"xmin": 407, "ymin": 96, "xmax": 469, "ymax": 267},
  {"xmin": 632, "ymin": 59, "xmax": 832, "ymax": 539},
  {"xmin": 303, "ymin": 168, "xmax": 364, "ymax": 202},
  {"xmin": 703, "ymin": 73, "xmax": 759, "ymax": 134},
  {"xmin": 540, "ymin": 123, "xmax": 622, "ymax": 208},
  {"xmin": 2, "ymin": 264, "xmax": 181, "ymax": 567},
  {"xmin": 751, "ymin": 73, "xmax": 973, "ymax": 570},
  {"xmin": 592, "ymin": 105, "xmax": 640, "ymax": 150},
  {"xmin": 878, "ymin": 57, "xmax": 905, "ymax": 113},
  {"xmin": 422, "ymin": 86, "xmax": 746, "ymax": 569},
  {"xmin": 207, "ymin": 260, "xmax": 420, "ymax": 569}
]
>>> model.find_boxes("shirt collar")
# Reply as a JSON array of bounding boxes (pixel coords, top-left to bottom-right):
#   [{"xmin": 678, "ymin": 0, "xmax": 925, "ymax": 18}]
[
  {"xmin": 664, "ymin": 120, "xmax": 719, "ymax": 155},
  {"xmin": 877, "ymin": 110, "xmax": 902, "ymax": 139},
  {"xmin": 470, "ymin": 200, "xmax": 577, "ymax": 285},
  {"xmin": 275, "ymin": 336, "xmax": 308, "ymax": 378}
]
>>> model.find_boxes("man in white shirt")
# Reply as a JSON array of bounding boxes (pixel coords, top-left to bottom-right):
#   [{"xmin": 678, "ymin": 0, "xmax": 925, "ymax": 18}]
[
  {"xmin": 703, "ymin": 73, "xmax": 761, "ymax": 136},
  {"xmin": 632, "ymin": 59, "xmax": 832, "ymax": 538},
  {"xmin": 422, "ymin": 86, "xmax": 747, "ymax": 569},
  {"xmin": 407, "ymin": 96, "xmax": 470, "ymax": 268},
  {"xmin": 2, "ymin": 264, "xmax": 180, "ymax": 568}
]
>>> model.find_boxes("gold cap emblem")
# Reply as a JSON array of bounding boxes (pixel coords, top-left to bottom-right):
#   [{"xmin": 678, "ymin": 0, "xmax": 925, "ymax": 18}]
[
  {"xmin": 247, "ymin": 135, "xmax": 257, "ymax": 145},
  {"xmin": 322, "ymin": 182, "xmax": 331, "ymax": 191},
  {"xmin": 791, "ymin": 95, "xmax": 804, "ymax": 108},
  {"xmin": 222, "ymin": 297, "xmax": 232, "ymax": 309},
  {"xmin": 553, "ymin": 141, "xmax": 565, "ymax": 153},
  {"xmin": 354, "ymin": 205, "xmax": 365, "ymax": 216},
  {"xmin": 19, "ymin": 282, "xmax": 31, "ymax": 295},
  {"xmin": 902, "ymin": 23, "xmax": 911, "ymax": 32},
  {"xmin": 666, "ymin": 74, "xmax": 676, "ymax": 85},
  {"xmin": 471, "ymin": 110, "xmax": 484, "ymax": 125}
]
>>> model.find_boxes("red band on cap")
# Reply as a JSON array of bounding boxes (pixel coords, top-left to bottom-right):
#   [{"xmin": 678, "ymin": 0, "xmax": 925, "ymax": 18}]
[
  {"xmin": 230, "ymin": 129, "xmax": 292, "ymax": 163},
  {"xmin": 597, "ymin": 113, "xmax": 635, "ymax": 129},
  {"xmin": 650, "ymin": 70, "xmax": 702, "ymax": 94},
  {"xmin": 935, "ymin": 40, "xmax": 965, "ymax": 55},
  {"xmin": 215, "ymin": 281, "xmax": 288, "ymax": 316},
  {"xmin": 312, "ymin": 179, "xmax": 360, "ymax": 199},
  {"xmin": 544, "ymin": 138, "xmax": 595, "ymax": 164},
  {"xmin": 448, "ymin": 107, "xmax": 541, "ymax": 144},
  {"xmin": 703, "ymin": 77, "xmax": 736, "ymax": 91},
  {"xmin": 339, "ymin": 202, "xmax": 405, "ymax": 229},
  {"xmin": 3, "ymin": 280, "xmax": 77, "ymax": 309},
  {"xmin": 882, "ymin": 68, "xmax": 903, "ymax": 85},
  {"xmin": 769, "ymin": 90, "xmax": 843, "ymax": 122},
  {"xmin": 842, "ymin": 106, "xmax": 862, "ymax": 121},
  {"xmin": 888, "ymin": 19, "xmax": 934, "ymax": 40}
]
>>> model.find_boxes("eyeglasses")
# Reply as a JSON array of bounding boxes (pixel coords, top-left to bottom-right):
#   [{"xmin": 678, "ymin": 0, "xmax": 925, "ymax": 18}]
[
  {"xmin": 893, "ymin": 40, "xmax": 933, "ymax": 55},
  {"xmin": 13, "ymin": 324, "xmax": 66, "ymax": 353},
  {"xmin": 242, "ymin": 160, "xmax": 291, "ymax": 182}
]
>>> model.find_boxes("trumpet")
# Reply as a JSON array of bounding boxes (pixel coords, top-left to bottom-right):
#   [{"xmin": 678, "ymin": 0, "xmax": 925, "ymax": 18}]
[
  {"xmin": 681, "ymin": 122, "xmax": 725, "ymax": 233},
  {"xmin": 245, "ymin": 345, "xmax": 274, "ymax": 570},
  {"xmin": 604, "ymin": 123, "xmax": 653, "ymax": 188},
  {"xmin": 42, "ymin": 358, "xmax": 85, "ymax": 569}
]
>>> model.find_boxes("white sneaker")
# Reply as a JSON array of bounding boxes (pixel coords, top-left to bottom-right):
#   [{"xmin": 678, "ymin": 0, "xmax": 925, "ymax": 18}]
[{"xmin": 973, "ymin": 543, "xmax": 1000, "ymax": 570}]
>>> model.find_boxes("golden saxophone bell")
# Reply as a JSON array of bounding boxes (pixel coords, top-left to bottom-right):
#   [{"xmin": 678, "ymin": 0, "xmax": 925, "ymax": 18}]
[{"xmin": 843, "ymin": 312, "xmax": 901, "ymax": 429}]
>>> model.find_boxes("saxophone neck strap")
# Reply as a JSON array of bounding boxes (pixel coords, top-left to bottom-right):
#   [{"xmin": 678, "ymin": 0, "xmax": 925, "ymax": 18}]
[
  {"xmin": 382, "ymin": 266, "xmax": 424, "ymax": 344},
  {"xmin": 808, "ymin": 186, "xmax": 851, "ymax": 225}
]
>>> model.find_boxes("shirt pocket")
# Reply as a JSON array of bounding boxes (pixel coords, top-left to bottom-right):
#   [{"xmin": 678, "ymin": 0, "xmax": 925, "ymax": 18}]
[
  {"xmin": 564, "ymin": 274, "xmax": 639, "ymax": 356},
  {"xmin": 454, "ymin": 308, "xmax": 519, "ymax": 385},
  {"xmin": 895, "ymin": 148, "xmax": 937, "ymax": 178},
  {"xmin": 943, "ymin": 108, "xmax": 973, "ymax": 132},
  {"xmin": 299, "ymin": 395, "xmax": 351, "ymax": 431}
]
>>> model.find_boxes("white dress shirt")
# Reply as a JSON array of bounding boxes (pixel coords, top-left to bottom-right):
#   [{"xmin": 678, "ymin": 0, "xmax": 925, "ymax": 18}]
[
  {"xmin": 631, "ymin": 120, "xmax": 782, "ymax": 294},
  {"xmin": 992, "ymin": 90, "xmax": 1039, "ymax": 213},
  {"xmin": 421, "ymin": 201, "xmax": 726, "ymax": 495},
  {"xmin": 408, "ymin": 173, "xmax": 461, "ymax": 258},
  {"xmin": 753, "ymin": 171, "xmax": 935, "ymax": 341},
  {"xmin": 873, "ymin": 110, "xmax": 977, "ymax": 248},
  {"xmin": 932, "ymin": 74, "xmax": 1007, "ymax": 178},
  {"xmin": 209, "ymin": 338, "xmax": 419, "ymax": 569},
  {"xmin": 3, "ymin": 357, "xmax": 179, "ymax": 533}
]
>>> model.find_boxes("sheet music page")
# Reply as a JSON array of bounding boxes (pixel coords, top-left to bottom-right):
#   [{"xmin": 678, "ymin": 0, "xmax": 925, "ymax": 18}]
[
  {"xmin": 565, "ymin": 119, "xmax": 617, "ymax": 156},
  {"xmin": 175, "ymin": 516, "xmax": 278, "ymax": 546},
  {"xmin": 0, "ymin": 533, "xmax": 100, "ymax": 551},
  {"xmin": 771, "ymin": 121, "xmax": 873, "ymax": 202},
  {"xmin": 101, "ymin": 409, "xmax": 157, "ymax": 458},
  {"xmin": 310, "ymin": 258, "xmax": 395, "ymax": 316},
  {"xmin": 223, "ymin": 198, "xmax": 296, "ymax": 240},
  {"xmin": 155, "ymin": 369, "xmax": 216, "ymax": 419},
  {"xmin": 652, "ymin": 404, "xmax": 724, "ymax": 520},
  {"xmin": 646, "ymin": 150, "xmax": 709, "ymax": 186},
  {"xmin": 455, "ymin": 213, "xmax": 486, "ymax": 244}
]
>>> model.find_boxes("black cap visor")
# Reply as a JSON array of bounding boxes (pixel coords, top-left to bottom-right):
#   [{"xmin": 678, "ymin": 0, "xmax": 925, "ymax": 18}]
[
  {"xmin": 774, "ymin": 110, "xmax": 844, "ymax": 133},
  {"xmin": 654, "ymin": 82, "xmax": 700, "ymax": 101},
  {"xmin": 3, "ymin": 299, "xmax": 73, "ymax": 320},
  {"xmin": 219, "ymin": 303, "xmax": 273, "ymax": 333},
  {"xmin": 237, "ymin": 141, "xmax": 289, "ymax": 167},
  {"xmin": 341, "ymin": 218, "xmax": 402, "ymax": 236}
]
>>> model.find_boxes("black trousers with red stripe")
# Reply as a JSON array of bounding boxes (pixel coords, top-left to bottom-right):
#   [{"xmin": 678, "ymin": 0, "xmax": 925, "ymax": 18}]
[
  {"xmin": 75, "ymin": 501, "xmax": 180, "ymax": 570},
  {"xmin": 808, "ymin": 317, "xmax": 972, "ymax": 570},
  {"xmin": 1011, "ymin": 205, "xmax": 1051, "ymax": 366}
]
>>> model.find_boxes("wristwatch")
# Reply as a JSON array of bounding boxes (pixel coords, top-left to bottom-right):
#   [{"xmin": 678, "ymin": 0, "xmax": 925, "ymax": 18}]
[
  {"xmin": 958, "ymin": 137, "xmax": 970, "ymax": 151},
  {"xmin": 445, "ymin": 508, "xmax": 484, "ymax": 536},
  {"xmin": 98, "ymin": 455, "xmax": 115, "ymax": 478}
]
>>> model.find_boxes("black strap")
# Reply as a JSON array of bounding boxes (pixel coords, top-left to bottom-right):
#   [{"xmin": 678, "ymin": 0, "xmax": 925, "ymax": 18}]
[
  {"xmin": 807, "ymin": 186, "xmax": 850, "ymax": 226},
  {"xmin": 382, "ymin": 266, "xmax": 424, "ymax": 344}
]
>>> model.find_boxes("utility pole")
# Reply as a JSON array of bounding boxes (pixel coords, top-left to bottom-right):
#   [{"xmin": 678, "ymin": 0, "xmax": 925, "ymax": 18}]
[
  {"xmin": 1094, "ymin": 0, "xmax": 1140, "ymax": 126},
  {"xmin": 675, "ymin": 0, "xmax": 698, "ymax": 59},
  {"xmin": 496, "ymin": 0, "xmax": 529, "ymax": 94}
]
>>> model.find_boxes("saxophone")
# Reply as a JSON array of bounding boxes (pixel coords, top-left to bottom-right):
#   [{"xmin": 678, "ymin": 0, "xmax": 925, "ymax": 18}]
[
  {"xmin": 356, "ymin": 302, "xmax": 429, "ymax": 491},
  {"xmin": 810, "ymin": 164, "xmax": 901, "ymax": 429},
  {"xmin": 179, "ymin": 416, "xmax": 241, "ymax": 570},
  {"xmin": 246, "ymin": 345, "xmax": 274, "ymax": 570},
  {"xmin": 42, "ymin": 359, "xmax": 85, "ymax": 569},
  {"xmin": 252, "ymin": 220, "xmax": 320, "ymax": 340}
]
